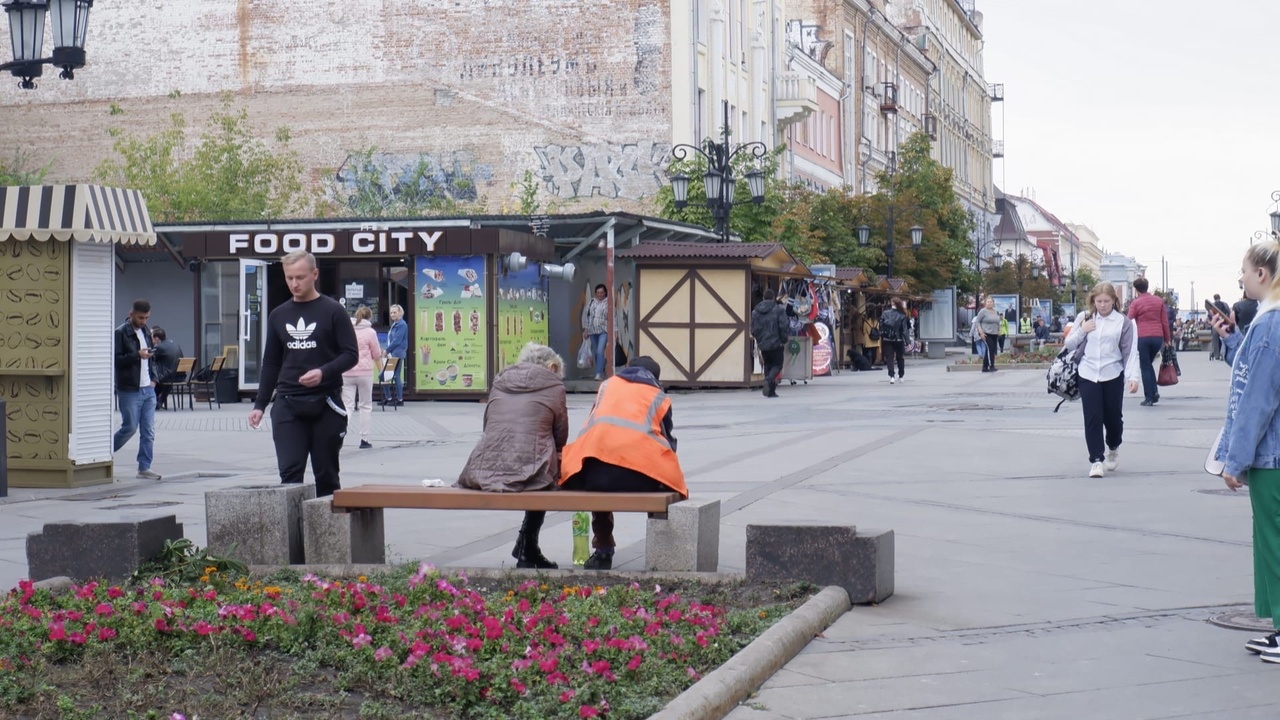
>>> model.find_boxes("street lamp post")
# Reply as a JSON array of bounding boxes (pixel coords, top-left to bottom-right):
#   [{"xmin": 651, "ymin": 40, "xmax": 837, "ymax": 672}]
[
  {"xmin": 1, "ymin": 0, "xmax": 93, "ymax": 90},
  {"xmin": 854, "ymin": 155, "xmax": 922, "ymax": 280},
  {"xmin": 669, "ymin": 100, "xmax": 768, "ymax": 243},
  {"xmin": 1270, "ymin": 191, "xmax": 1280, "ymax": 238}
]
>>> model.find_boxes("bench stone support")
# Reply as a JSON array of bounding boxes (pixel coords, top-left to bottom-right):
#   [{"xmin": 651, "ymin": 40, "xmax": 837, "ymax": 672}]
[
  {"xmin": 645, "ymin": 497, "xmax": 720, "ymax": 572},
  {"xmin": 746, "ymin": 524, "xmax": 894, "ymax": 604},
  {"xmin": 26, "ymin": 515, "xmax": 185, "ymax": 582},
  {"xmin": 303, "ymin": 497, "xmax": 386, "ymax": 565},
  {"xmin": 206, "ymin": 484, "xmax": 315, "ymax": 565}
]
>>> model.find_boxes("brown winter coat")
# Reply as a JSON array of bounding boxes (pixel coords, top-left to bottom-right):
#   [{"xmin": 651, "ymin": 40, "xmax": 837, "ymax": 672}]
[{"xmin": 456, "ymin": 363, "xmax": 568, "ymax": 492}]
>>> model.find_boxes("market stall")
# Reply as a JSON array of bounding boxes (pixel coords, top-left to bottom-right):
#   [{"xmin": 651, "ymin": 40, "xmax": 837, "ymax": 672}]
[
  {"xmin": 616, "ymin": 241, "xmax": 810, "ymax": 388},
  {"xmin": 1, "ymin": 184, "xmax": 156, "ymax": 488}
]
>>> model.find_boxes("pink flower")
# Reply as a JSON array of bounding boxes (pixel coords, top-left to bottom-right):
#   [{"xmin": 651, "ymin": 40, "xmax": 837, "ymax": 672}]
[
  {"xmin": 94, "ymin": 603, "xmax": 114, "ymax": 617},
  {"xmin": 351, "ymin": 633, "xmax": 372, "ymax": 649},
  {"xmin": 539, "ymin": 657, "xmax": 558, "ymax": 673},
  {"xmin": 170, "ymin": 714, "xmax": 186, "ymax": 720},
  {"xmin": 546, "ymin": 671, "xmax": 569, "ymax": 685},
  {"xmin": 97, "ymin": 627, "xmax": 117, "ymax": 641},
  {"xmin": 374, "ymin": 646, "xmax": 394, "ymax": 662},
  {"xmin": 687, "ymin": 667, "xmax": 701, "ymax": 679},
  {"xmin": 193, "ymin": 621, "xmax": 215, "ymax": 636},
  {"xmin": 582, "ymin": 639, "xmax": 601, "ymax": 654},
  {"xmin": 510, "ymin": 678, "xmax": 528, "ymax": 695},
  {"xmin": 587, "ymin": 616, "xmax": 600, "ymax": 627},
  {"xmin": 559, "ymin": 690, "xmax": 576, "ymax": 703},
  {"xmin": 107, "ymin": 587, "xmax": 124, "ymax": 599},
  {"xmin": 627, "ymin": 655, "xmax": 643, "ymax": 671},
  {"xmin": 47, "ymin": 621, "xmax": 66, "ymax": 641},
  {"xmin": 580, "ymin": 706, "xmax": 599, "ymax": 718}
]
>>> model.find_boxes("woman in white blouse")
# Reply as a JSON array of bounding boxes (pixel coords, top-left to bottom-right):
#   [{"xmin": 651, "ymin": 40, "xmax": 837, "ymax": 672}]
[{"xmin": 1063, "ymin": 282, "xmax": 1139, "ymax": 478}]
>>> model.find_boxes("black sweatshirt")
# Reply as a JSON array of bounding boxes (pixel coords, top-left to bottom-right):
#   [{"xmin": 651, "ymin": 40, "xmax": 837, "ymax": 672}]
[{"xmin": 253, "ymin": 296, "xmax": 359, "ymax": 411}]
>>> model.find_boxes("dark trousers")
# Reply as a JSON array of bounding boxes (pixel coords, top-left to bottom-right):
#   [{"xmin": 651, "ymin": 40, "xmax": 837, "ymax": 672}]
[
  {"xmin": 862, "ymin": 346, "xmax": 878, "ymax": 366},
  {"xmin": 883, "ymin": 340, "xmax": 905, "ymax": 377},
  {"xmin": 1137, "ymin": 337, "xmax": 1164, "ymax": 402},
  {"xmin": 983, "ymin": 335, "xmax": 999, "ymax": 370},
  {"xmin": 563, "ymin": 461, "xmax": 665, "ymax": 550},
  {"xmin": 270, "ymin": 394, "xmax": 348, "ymax": 497},
  {"xmin": 997, "ymin": 334, "xmax": 1006, "ymax": 353},
  {"xmin": 760, "ymin": 347, "xmax": 784, "ymax": 394},
  {"xmin": 1079, "ymin": 376, "xmax": 1125, "ymax": 463}
]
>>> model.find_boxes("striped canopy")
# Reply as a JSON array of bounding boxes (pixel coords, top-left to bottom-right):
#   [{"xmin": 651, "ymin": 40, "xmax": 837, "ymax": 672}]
[{"xmin": 0, "ymin": 184, "xmax": 156, "ymax": 246}]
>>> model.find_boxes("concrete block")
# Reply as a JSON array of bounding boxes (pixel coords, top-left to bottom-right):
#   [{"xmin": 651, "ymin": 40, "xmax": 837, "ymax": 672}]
[
  {"xmin": 646, "ymin": 497, "xmax": 720, "ymax": 572},
  {"xmin": 745, "ymin": 524, "xmax": 894, "ymax": 604},
  {"xmin": 205, "ymin": 484, "xmax": 314, "ymax": 565},
  {"xmin": 302, "ymin": 497, "xmax": 386, "ymax": 565},
  {"xmin": 26, "ymin": 515, "xmax": 184, "ymax": 582}
]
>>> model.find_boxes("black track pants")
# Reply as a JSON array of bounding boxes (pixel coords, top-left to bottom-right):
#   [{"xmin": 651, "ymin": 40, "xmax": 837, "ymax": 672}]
[{"xmin": 270, "ymin": 394, "xmax": 348, "ymax": 497}]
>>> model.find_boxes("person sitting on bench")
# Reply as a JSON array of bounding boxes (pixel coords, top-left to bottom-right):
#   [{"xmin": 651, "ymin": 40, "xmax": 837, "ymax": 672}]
[
  {"xmin": 559, "ymin": 356, "xmax": 687, "ymax": 570},
  {"xmin": 456, "ymin": 343, "xmax": 568, "ymax": 569}
]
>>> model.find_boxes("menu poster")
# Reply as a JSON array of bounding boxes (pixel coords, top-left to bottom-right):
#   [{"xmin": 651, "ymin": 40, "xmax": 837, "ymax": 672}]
[
  {"xmin": 414, "ymin": 255, "xmax": 488, "ymax": 392},
  {"xmin": 496, "ymin": 264, "xmax": 550, "ymax": 370}
]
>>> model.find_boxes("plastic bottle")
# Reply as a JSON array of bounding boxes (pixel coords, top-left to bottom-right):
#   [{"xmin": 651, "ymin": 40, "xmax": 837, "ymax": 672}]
[{"xmin": 571, "ymin": 512, "xmax": 590, "ymax": 566}]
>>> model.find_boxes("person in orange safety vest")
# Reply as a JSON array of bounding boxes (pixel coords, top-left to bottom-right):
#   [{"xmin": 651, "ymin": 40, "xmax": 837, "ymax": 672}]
[{"xmin": 560, "ymin": 356, "xmax": 687, "ymax": 570}]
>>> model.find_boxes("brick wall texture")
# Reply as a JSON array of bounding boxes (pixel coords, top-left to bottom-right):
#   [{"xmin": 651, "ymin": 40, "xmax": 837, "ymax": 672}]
[{"xmin": 0, "ymin": 0, "xmax": 675, "ymax": 214}]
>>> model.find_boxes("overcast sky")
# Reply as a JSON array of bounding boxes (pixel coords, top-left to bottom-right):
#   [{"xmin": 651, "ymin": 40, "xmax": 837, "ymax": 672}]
[{"xmin": 980, "ymin": 0, "xmax": 1278, "ymax": 313}]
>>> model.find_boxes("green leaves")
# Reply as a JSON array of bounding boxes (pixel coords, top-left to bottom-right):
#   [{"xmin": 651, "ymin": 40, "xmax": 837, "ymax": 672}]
[
  {"xmin": 93, "ymin": 95, "xmax": 310, "ymax": 223},
  {"xmin": 0, "ymin": 149, "xmax": 50, "ymax": 186}
]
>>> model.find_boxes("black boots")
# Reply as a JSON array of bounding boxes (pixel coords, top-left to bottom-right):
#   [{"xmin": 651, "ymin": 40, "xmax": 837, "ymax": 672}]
[
  {"xmin": 584, "ymin": 550, "xmax": 613, "ymax": 570},
  {"xmin": 512, "ymin": 511, "xmax": 558, "ymax": 569}
]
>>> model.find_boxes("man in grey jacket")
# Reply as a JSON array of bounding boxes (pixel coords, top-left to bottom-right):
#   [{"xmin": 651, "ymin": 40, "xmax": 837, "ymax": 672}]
[{"xmin": 751, "ymin": 289, "xmax": 790, "ymax": 398}]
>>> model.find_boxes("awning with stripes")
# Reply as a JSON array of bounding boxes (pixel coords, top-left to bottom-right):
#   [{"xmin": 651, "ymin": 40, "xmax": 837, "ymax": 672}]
[{"xmin": 0, "ymin": 184, "xmax": 156, "ymax": 246}]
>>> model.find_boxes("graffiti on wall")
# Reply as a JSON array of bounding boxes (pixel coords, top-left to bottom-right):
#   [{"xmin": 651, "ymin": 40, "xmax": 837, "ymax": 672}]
[
  {"xmin": 333, "ymin": 151, "xmax": 494, "ymax": 213},
  {"xmin": 534, "ymin": 141, "xmax": 670, "ymax": 200}
]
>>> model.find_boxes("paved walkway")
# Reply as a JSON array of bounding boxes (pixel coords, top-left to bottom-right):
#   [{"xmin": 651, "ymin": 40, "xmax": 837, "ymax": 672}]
[{"xmin": 1, "ymin": 352, "xmax": 1270, "ymax": 718}]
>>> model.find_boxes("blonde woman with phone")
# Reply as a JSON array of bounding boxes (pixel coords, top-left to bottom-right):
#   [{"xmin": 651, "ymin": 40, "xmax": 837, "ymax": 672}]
[{"xmin": 1209, "ymin": 241, "xmax": 1280, "ymax": 663}]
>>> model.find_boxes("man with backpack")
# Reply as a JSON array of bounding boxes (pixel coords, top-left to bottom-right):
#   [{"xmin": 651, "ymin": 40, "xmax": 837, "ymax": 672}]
[
  {"xmin": 879, "ymin": 298, "xmax": 909, "ymax": 384},
  {"xmin": 751, "ymin": 289, "xmax": 789, "ymax": 398}
]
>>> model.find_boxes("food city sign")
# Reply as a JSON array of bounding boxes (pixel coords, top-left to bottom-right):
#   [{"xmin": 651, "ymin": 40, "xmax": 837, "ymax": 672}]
[{"xmin": 227, "ymin": 230, "xmax": 443, "ymax": 256}]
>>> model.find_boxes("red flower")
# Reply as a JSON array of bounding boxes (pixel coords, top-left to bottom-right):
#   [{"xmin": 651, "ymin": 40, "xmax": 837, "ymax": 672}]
[
  {"xmin": 97, "ymin": 627, "xmax": 116, "ymax": 641},
  {"xmin": 579, "ymin": 706, "xmax": 599, "ymax": 718},
  {"xmin": 94, "ymin": 603, "xmax": 114, "ymax": 617},
  {"xmin": 107, "ymin": 587, "xmax": 124, "ymax": 599},
  {"xmin": 559, "ymin": 690, "xmax": 576, "ymax": 703},
  {"xmin": 627, "ymin": 655, "xmax": 643, "ymax": 671},
  {"xmin": 46, "ymin": 621, "xmax": 66, "ymax": 641},
  {"xmin": 510, "ymin": 678, "xmax": 528, "ymax": 695}
]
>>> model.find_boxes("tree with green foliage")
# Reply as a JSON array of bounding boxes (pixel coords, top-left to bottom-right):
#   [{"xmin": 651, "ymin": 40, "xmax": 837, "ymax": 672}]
[
  {"xmin": 654, "ymin": 148, "xmax": 794, "ymax": 249},
  {"xmin": 94, "ymin": 95, "xmax": 312, "ymax": 223},
  {"xmin": 980, "ymin": 253, "xmax": 1058, "ymax": 301},
  {"xmin": 0, "ymin": 150, "xmax": 50, "ymax": 186}
]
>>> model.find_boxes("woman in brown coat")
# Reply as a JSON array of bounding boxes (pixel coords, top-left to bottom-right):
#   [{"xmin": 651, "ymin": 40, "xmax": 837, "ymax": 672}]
[{"xmin": 456, "ymin": 343, "xmax": 568, "ymax": 568}]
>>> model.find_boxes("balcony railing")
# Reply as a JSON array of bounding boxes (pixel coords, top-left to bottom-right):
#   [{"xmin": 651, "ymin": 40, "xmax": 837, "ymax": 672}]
[
  {"xmin": 988, "ymin": 83, "xmax": 1004, "ymax": 102},
  {"xmin": 992, "ymin": 140, "xmax": 1005, "ymax": 158},
  {"xmin": 776, "ymin": 71, "xmax": 819, "ymax": 126}
]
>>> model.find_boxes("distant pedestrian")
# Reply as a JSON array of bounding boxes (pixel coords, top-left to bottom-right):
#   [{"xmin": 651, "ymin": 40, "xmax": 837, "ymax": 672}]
[
  {"xmin": 1034, "ymin": 316, "xmax": 1051, "ymax": 351},
  {"xmin": 1126, "ymin": 277, "xmax": 1170, "ymax": 406},
  {"xmin": 975, "ymin": 298, "xmax": 1002, "ymax": 372},
  {"xmin": 879, "ymin": 298, "xmax": 909, "ymax": 384},
  {"xmin": 998, "ymin": 315, "xmax": 1009, "ymax": 354},
  {"xmin": 248, "ymin": 251, "xmax": 359, "ymax": 498},
  {"xmin": 1211, "ymin": 294, "xmax": 1232, "ymax": 360},
  {"xmin": 1234, "ymin": 295, "xmax": 1260, "ymax": 338},
  {"xmin": 750, "ymin": 288, "xmax": 789, "ymax": 398},
  {"xmin": 1208, "ymin": 241, "xmax": 1280, "ymax": 663},
  {"xmin": 582, "ymin": 284, "xmax": 610, "ymax": 381},
  {"xmin": 382, "ymin": 304, "xmax": 408, "ymax": 406},
  {"xmin": 150, "ymin": 327, "xmax": 184, "ymax": 410},
  {"xmin": 1065, "ymin": 282, "xmax": 1138, "ymax": 478},
  {"xmin": 342, "ymin": 305, "xmax": 382, "ymax": 449},
  {"xmin": 114, "ymin": 299, "xmax": 161, "ymax": 479}
]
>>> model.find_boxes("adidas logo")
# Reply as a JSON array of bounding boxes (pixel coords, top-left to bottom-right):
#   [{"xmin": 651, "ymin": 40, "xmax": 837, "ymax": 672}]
[{"xmin": 286, "ymin": 317, "xmax": 318, "ymax": 350}]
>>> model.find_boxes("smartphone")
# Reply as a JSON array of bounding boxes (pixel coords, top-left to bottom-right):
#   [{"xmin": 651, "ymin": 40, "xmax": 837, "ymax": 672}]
[{"xmin": 1205, "ymin": 299, "xmax": 1234, "ymax": 329}]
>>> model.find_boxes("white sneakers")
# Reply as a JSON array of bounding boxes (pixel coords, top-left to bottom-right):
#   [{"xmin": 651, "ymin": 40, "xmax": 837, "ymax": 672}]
[
  {"xmin": 889, "ymin": 375, "xmax": 897, "ymax": 384},
  {"xmin": 1105, "ymin": 449, "xmax": 1119, "ymax": 471},
  {"xmin": 1089, "ymin": 462, "xmax": 1105, "ymax": 478}
]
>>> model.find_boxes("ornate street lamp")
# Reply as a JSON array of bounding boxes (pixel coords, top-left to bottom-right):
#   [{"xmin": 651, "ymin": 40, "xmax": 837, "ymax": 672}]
[
  {"xmin": 1270, "ymin": 190, "xmax": 1280, "ymax": 238},
  {"xmin": 3, "ymin": 0, "xmax": 92, "ymax": 90},
  {"xmin": 669, "ymin": 100, "xmax": 768, "ymax": 243},
  {"xmin": 855, "ymin": 154, "xmax": 923, "ymax": 280}
]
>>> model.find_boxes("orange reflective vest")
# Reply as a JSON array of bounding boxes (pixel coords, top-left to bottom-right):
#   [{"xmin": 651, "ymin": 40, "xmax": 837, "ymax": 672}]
[{"xmin": 559, "ymin": 378, "xmax": 688, "ymax": 498}]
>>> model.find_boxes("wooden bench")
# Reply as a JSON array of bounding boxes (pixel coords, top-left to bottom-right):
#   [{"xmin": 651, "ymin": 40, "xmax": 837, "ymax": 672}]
[{"xmin": 322, "ymin": 484, "xmax": 718, "ymax": 571}]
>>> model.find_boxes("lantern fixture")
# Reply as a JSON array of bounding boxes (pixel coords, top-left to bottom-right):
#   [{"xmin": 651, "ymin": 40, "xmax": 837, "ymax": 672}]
[
  {"xmin": 670, "ymin": 174, "xmax": 690, "ymax": 210},
  {"xmin": 855, "ymin": 224, "xmax": 871, "ymax": 247},
  {"xmin": 909, "ymin": 225, "xmax": 924, "ymax": 248},
  {"xmin": 48, "ymin": 0, "xmax": 90, "ymax": 79},
  {"xmin": 668, "ymin": 99, "xmax": 769, "ymax": 242},
  {"xmin": 3, "ymin": 0, "xmax": 93, "ymax": 89}
]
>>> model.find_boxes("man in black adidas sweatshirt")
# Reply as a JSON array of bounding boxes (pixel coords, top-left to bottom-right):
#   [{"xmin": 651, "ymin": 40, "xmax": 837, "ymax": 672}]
[{"xmin": 249, "ymin": 251, "xmax": 359, "ymax": 497}]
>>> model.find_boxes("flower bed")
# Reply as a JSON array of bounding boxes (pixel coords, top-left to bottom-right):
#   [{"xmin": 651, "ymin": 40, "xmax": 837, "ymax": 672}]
[{"xmin": 0, "ymin": 563, "xmax": 810, "ymax": 719}]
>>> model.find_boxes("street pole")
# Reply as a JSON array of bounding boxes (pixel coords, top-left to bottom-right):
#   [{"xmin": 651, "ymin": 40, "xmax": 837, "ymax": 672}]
[
  {"xmin": 605, "ymin": 223, "xmax": 616, "ymax": 378},
  {"xmin": 1190, "ymin": 281, "xmax": 1196, "ymax": 320},
  {"xmin": 886, "ymin": 202, "xmax": 896, "ymax": 280}
]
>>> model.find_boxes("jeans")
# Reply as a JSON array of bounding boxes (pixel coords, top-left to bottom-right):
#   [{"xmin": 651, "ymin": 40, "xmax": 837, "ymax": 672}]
[
  {"xmin": 114, "ymin": 386, "xmax": 157, "ymax": 471},
  {"xmin": 390, "ymin": 354, "xmax": 404, "ymax": 401},
  {"xmin": 1079, "ymin": 375, "xmax": 1125, "ymax": 463},
  {"xmin": 1137, "ymin": 336, "xmax": 1164, "ymax": 402},
  {"xmin": 588, "ymin": 332, "xmax": 608, "ymax": 377}
]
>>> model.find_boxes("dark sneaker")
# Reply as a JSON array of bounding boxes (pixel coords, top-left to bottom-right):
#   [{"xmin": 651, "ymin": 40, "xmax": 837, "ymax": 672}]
[
  {"xmin": 1247, "ymin": 632, "xmax": 1279, "ymax": 654},
  {"xmin": 359, "ymin": 440, "xmax": 373, "ymax": 449},
  {"xmin": 516, "ymin": 552, "xmax": 559, "ymax": 570},
  {"xmin": 583, "ymin": 551, "xmax": 613, "ymax": 570}
]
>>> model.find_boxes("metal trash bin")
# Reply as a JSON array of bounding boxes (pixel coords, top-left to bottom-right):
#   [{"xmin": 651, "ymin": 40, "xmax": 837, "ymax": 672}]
[
  {"xmin": 215, "ymin": 370, "xmax": 241, "ymax": 404},
  {"xmin": 779, "ymin": 336, "xmax": 813, "ymax": 384}
]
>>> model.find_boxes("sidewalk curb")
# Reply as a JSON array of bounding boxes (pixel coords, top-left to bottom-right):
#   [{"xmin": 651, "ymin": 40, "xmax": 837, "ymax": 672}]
[
  {"xmin": 947, "ymin": 362, "xmax": 1051, "ymax": 372},
  {"xmin": 648, "ymin": 585, "xmax": 851, "ymax": 720}
]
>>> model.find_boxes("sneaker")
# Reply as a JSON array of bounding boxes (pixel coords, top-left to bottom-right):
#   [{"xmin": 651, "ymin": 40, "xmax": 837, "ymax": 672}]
[
  {"xmin": 1261, "ymin": 646, "xmax": 1280, "ymax": 664},
  {"xmin": 1247, "ymin": 632, "xmax": 1279, "ymax": 654},
  {"xmin": 137, "ymin": 469, "xmax": 162, "ymax": 480},
  {"xmin": 593, "ymin": 374, "xmax": 603, "ymax": 381},
  {"xmin": 1088, "ymin": 462, "xmax": 1105, "ymax": 478},
  {"xmin": 359, "ymin": 440, "xmax": 373, "ymax": 449},
  {"xmin": 583, "ymin": 550, "xmax": 613, "ymax": 570},
  {"xmin": 1104, "ymin": 448, "xmax": 1119, "ymax": 472},
  {"xmin": 889, "ymin": 375, "xmax": 896, "ymax": 384},
  {"xmin": 1140, "ymin": 399, "xmax": 1154, "ymax": 407}
]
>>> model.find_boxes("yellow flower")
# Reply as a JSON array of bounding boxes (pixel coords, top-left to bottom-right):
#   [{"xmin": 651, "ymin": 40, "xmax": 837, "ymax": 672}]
[
  {"xmin": 199, "ymin": 575, "xmax": 209, "ymax": 584},
  {"xmin": 357, "ymin": 575, "xmax": 368, "ymax": 583},
  {"xmin": 204, "ymin": 566, "xmax": 218, "ymax": 575},
  {"xmin": 539, "ymin": 584, "xmax": 547, "ymax": 591},
  {"xmin": 758, "ymin": 611, "xmax": 767, "ymax": 619}
]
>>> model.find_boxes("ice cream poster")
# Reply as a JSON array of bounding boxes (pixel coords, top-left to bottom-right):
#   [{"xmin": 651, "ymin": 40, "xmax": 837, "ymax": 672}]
[
  {"xmin": 496, "ymin": 264, "xmax": 549, "ymax": 371},
  {"xmin": 414, "ymin": 255, "xmax": 488, "ymax": 392}
]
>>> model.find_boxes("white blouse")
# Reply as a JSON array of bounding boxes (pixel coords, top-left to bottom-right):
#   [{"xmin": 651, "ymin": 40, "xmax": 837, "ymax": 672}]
[{"xmin": 1071, "ymin": 310, "xmax": 1139, "ymax": 384}]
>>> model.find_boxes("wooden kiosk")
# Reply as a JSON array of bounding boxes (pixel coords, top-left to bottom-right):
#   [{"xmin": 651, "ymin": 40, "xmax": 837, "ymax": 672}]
[
  {"xmin": 616, "ymin": 241, "xmax": 810, "ymax": 388},
  {"xmin": 0, "ymin": 185, "xmax": 157, "ymax": 488}
]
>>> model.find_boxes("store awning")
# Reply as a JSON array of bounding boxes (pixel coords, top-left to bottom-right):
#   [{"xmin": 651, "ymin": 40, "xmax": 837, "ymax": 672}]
[{"xmin": 0, "ymin": 184, "xmax": 157, "ymax": 246}]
